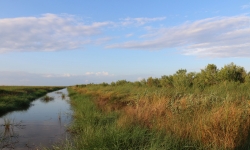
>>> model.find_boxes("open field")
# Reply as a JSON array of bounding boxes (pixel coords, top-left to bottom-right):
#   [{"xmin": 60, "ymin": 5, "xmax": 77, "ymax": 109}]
[{"xmin": 0, "ymin": 86, "xmax": 64, "ymax": 116}]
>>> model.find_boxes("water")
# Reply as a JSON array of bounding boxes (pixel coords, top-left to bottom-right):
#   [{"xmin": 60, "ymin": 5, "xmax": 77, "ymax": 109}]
[{"xmin": 0, "ymin": 88, "xmax": 72, "ymax": 150}]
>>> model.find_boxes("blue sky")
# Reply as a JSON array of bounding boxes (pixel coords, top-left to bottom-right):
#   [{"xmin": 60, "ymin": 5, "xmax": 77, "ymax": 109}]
[{"xmin": 1, "ymin": 1, "xmax": 250, "ymax": 86}]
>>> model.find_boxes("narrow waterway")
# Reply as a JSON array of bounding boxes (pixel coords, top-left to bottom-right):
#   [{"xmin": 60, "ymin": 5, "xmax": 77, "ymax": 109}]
[{"xmin": 0, "ymin": 88, "xmax": 71, "ymax": 150}]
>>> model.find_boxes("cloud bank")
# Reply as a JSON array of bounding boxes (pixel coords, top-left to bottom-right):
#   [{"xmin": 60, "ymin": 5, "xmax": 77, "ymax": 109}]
[
  {"xmin": 0, "ymin": 14, "xmax": 166, "ymax": 53},
  {"xmin": 120, "ymin": 17, "xmax": 166, "ymax": 26},
  {"xmin": 107, "ymin": 15, "xmax": 250, "ymax": 58},
  {"xmin": 1, "ymin": 14, "xmax": 250, "ymax": 58},
  {"xmin": 0, "ymin": 14, "xmax": 111, "ymax": 53}
]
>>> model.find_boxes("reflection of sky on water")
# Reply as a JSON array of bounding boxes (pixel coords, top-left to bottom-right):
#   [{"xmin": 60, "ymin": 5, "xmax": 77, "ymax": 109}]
[{"xmin": 0, "ymin": 88, "xmax": 72, "ymax": 149}]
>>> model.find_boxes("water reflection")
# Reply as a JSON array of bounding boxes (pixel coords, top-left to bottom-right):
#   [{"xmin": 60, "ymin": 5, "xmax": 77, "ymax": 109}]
[
  {"xmin": 0, "ymin": 88, "xmax": 71, "ymax": 149},
  {"xmin": 0, "ymin": 119, "xmax": 23, "ymax": 149}
]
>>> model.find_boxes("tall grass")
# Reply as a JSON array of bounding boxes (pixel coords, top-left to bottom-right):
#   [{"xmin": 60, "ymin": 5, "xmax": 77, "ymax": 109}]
[
  {"xmin": 52, "ymin": 88, "xmax": 205, "ymax": 150},
  {"xmin": 0, "ymin": 118, "xmax": 20, "ymax": 149},
  {"xmin": 69, "ymin": 81, "xmax": 250, "ymax": 149}
]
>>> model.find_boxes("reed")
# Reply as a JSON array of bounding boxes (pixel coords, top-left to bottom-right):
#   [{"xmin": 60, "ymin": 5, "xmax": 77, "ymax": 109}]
[
  {"xmin": 47, "ymin": 63, "xmax": 250, "ymax": 149},
  {"xmin": 41, "ymin": 95, "xmax": 54, "ymax": 102},
  {"xmin": 68, "ymin": 81, "xmax": 250, "ymax": 149},
  {"xmin": 61, "ymin": 94, "xmax": 66, "ymax": 99},
  {"xmin": 0, "ymin": 118, "xmax": 20, "ymax": 149},
  {"xmin": 3, "ymin": 118, "xmax": 11, "ymax": 131}
]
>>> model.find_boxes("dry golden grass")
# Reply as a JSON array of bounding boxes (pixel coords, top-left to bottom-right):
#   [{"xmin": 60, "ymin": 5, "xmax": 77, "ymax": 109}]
[{"xmin": 72, "ymin": 85, "xmax": 250, "ymax": 149}]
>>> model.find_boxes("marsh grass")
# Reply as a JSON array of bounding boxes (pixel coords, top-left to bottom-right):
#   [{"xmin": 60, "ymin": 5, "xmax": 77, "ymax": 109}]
[
  {"xmin": 58, "ymin": 111, "xmax": 61, "ymax": 121},
  {"xmin": 41, "ymin": 95, "xmax": 54, "ymax": 103},
  {"xmin": 0, "ymin": 86, "xmax": 64, "ymax": 116},
  {"xmin": 61, "ymin": 94, "xmax": 66, "ymax": 99},
  {"xmin": 68, "ymin": 81, "xmax": 250, "ymax": 149},
  {"xmin": 0, "ymin": 118, "xmax": 21, "ymax": 149},
  {"xmin": 3, "ymin": 118, "xmax": 11, "ymax": 131},
  {"xmin": 48, "ymin": 88, "xmax": 208, "ymax": 150}
]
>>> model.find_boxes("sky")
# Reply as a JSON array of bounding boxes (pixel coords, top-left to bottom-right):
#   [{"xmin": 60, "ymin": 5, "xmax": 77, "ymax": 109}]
[{"xmin": 1, "ymin": 1, "xmax": 250, "ymax": 86}]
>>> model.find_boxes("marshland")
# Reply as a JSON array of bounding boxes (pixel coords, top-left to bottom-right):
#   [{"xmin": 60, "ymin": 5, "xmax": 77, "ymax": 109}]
[
  {"xmin": 63, "ymin": 63, "xmax": 250, "ymax": 150},
  {"xmin": 0, "ymin": 86, "xmax": 64, "ymax": 116},
  {"xmin": 2, "ymin": 1, "xmax": 250, "ymax": 149},
  {"xmin": 0, "ymin": 87, "xmax": 71, "ymax": 149},
  {"xmin": 1, "ymin": 63, "xmax": 250, "ymax": 149}
]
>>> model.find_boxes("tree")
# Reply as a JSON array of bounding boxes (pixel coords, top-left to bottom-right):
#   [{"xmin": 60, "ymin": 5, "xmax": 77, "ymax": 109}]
[
  {"xmin": 140, "ymin": 79, "xmax": 147, "ymax": 85},
  {"xmin": 199, "ymin": 64, "xmax": 218, "ymax": 86},
  {"xmin": 244, "ymin": 72, "xmax": 250, "ymax": 83},
  {"xmin": 218, "ymin": 63, "xmax": 247, "ymax": 83},
  {"xmin": 147, "ymin": 77, "xmax": 154, "ymax": 87},
  {"xmin": 160, "ymin": 75, "xmax": 173, "ymax": 88},
  {"xmin": 147, "ymin": 77, "xmax": 161, "ymax": 87},
  {"xmin": 116, "ymin": 80, "xmax": 129, "ymax": 86},
  {"xmin": 172, "ymin": 69, "xmax": 192, "ymax": 91}
]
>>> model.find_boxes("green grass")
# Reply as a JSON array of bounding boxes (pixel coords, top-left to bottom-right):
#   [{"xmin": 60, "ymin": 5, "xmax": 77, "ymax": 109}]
[
  {"xmin": 39, "ymin": 62, "xmax": 250, "ymax": 149},
  {"xmin": 65, "ymin": 81, "xmax": 250, "ymax": 150},
  {"xmin": 43, "ymin": 81, "xmax": 250, "ymax": 149},
  {"xmin": 48, "ymin": 88, "xmax": 209, "ymax": 150},
  {"xmin": 0, "ymin": 86, "xmax": 64, "ymax": 116}
]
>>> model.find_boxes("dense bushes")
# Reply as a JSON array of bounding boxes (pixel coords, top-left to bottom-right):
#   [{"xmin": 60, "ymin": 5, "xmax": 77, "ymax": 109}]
[{"xmin": 78, "ymin": 63, "xmax": 250, "ymax": 92}]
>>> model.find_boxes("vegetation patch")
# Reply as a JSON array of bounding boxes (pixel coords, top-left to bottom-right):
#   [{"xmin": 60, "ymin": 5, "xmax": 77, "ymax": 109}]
[
  {"xmin": 0, "ymin": 86, "xmax": 64, "ymax": 116},
  {"xmin": 52, "ymin": 88, "xmax": 202, "ymax": 150},
  {"xmin": 67, "ymin": 63, "xmax": 250, "ymax": 149},
  {"xmin": 41, "ymin": 95, "xmax": 54, "ymax": 103}
]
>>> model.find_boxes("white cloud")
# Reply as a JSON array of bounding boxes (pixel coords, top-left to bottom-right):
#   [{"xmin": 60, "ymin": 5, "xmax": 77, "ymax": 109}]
[
  {"xmin": 0, "ymin": 14, "xmax": 166, "ymax": 53},
  {"xmin": 85, "ymin": 71, "xmax": 112, "ymax": 76},
  {"xmin": 137, "ymin": 77, "xmax": 144, "ymax": 81},
  {"xmin": 125, "ymin": 33, "xmax": 134, "ymax": 37},
  {"xmin": 3, "ymin": 13, "xmax": 249, "ymax": 58},
  {"xmin": 120, "ymin": 17, "xmax": 166, "ymax": 26},
  {"xmin": 43, "ymin": 74, "xmax": 53, "ymax": 78},
  {"xmin": 241, "ymin": 3, "xmax": 250, "ymax": 9},
  {"xmin": 0, "ymin": 13, "xmax": 111, "ymax": 53},
  {"xmin": 85, "ymin": 72, "xmax": 94, "ymax": 75},
  {"xmin": 107, "ymin": 15, "xmax": 250, "ymax": 58},
  {"xmin": 62, "ymin": 73, "xmax": 72, "ymax": 77}
]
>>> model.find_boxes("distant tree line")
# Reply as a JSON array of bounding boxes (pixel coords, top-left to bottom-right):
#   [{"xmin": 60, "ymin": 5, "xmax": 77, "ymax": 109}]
[{"xmin": 76, "ymin": 63, "xmax": 250, "ymax": 90}]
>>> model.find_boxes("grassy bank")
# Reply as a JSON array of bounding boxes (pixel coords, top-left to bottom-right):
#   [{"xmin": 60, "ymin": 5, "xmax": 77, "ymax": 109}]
[
  {"xmin": 52, "ymin": 87, "xmax": 203, "ymax": 150},
  {"xmin": 0, "ymin": 86, "xmax": 64, "ymax": 116},
  {"xmin": 67, "ymin": 81, "xmax": 250, "ymax": 150},
  {"xmin": 53, "ymin": 63, "xmax": 250, "ymax": 149}
]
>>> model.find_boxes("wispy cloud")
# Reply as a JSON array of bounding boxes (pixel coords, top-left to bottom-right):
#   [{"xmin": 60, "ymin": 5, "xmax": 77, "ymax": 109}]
[
  {"xmin": 125, "ymin": 33, "xmax": 134, "ymax": 37},
  {"xmin": 119, "ymin": 17, "xmax": 166, "ymax": 26},
  {"xmin": 241, "ymin": 3, "xmax": 250, "ymax": 9},
  {"xmin": 107, "ymin": 15, "xmax": 250, "ymax": 58},
  {"xmin": 3, "ymin": 13, "xmax": 249, "ymax": 58},
  {"xmin": 0, "ymin": 14, "xmax": 166, "ymax": 53},
  {"xmin": 0, "ymin": 14, "xmax": 111, "ymax": 53},
  {"xmin": 85, "ymin": 71, "xmax": 113, "ymax": 76},
  {"xmin": 43, "ymin": 71, "xmax": 113, "ymax": 78}
]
